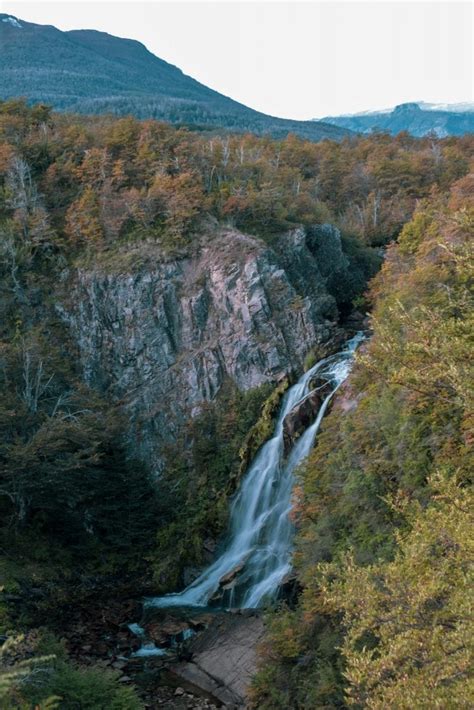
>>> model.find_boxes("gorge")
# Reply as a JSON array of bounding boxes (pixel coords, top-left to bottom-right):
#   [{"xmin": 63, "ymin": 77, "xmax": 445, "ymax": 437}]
[
  {"xmin": 111, "ymin": 333, "xmax": 365, "ymax": 707},
  {"xmin": 0, "ymin": 100, "xmax": 471, "ymax": 710},
  {"xmin": 61, "ymin": 224, "xmax": 349, "ymax": 475},
  {"xmin": 147, "ymin": 332, "xmax": 364, "ymax": 611}
]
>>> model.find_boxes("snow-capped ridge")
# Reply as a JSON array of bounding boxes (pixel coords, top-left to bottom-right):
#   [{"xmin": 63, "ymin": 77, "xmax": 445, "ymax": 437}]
[{"xmin": 1, "ymin": 16, "xmax": 22, "ymax": 29}]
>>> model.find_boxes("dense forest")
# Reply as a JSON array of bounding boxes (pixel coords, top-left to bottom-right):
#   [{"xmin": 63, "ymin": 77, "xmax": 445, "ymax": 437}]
[
  {"xmin": 0, "ymin": 99, "xmax": 472, "ymax": 707},
  {"xmin": 251, "ymin": 180, "xmax": 474, "ymax": 708}
]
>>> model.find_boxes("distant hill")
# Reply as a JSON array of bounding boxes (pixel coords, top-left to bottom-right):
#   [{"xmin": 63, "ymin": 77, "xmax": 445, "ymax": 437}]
[
  {"xmin": 0, "ymin": 13, "xmax": 348, "ymax": 141},
  {"xmin": 317, "ymin": 102, "xmax": 474, "ymax": 137}
]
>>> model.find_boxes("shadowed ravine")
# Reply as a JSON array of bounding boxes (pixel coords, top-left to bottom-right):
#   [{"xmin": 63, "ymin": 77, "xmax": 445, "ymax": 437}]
[{"xmin": 147, "ymin": 332, "xmax": 364, "ymax": 612}]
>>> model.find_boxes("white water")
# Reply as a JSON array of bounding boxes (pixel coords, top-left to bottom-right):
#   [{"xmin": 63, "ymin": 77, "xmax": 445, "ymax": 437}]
[{"xmin": 147, "ymin": 333, "xmax": 364, "ymax": 610}]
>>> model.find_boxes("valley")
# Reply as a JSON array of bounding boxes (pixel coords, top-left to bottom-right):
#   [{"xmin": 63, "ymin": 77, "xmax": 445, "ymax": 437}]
[{"xmin": 0, "ymin": 98, "xmax": 472, "ymax": 709}]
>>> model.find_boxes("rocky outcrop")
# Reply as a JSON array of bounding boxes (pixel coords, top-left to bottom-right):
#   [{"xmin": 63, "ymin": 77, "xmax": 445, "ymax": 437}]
[
  {"xmin": 282, "ymin": 380, "xmax": 332, "ymax": 453},
  {"xmin": 170, "ymin": 612, "xmax": 265, "ymax": 708},
  {"xmin": 60, "ymin": 225, "xmax": 345, "ymax": 473}
]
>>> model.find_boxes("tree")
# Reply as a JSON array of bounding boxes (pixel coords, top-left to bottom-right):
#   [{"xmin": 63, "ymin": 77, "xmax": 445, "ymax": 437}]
[
  {"xmin": 251, "ymin": 177, "xmax": 474, "ymax": 710},
  {"xmin": 147, "ymin": 170, "xmax": 205, "ymax": 242},
  {"xmin": 319, "ymin": 475, "xmax": 473, "ymax": 709},
  {"xmin": 65, "ymin": 186, "xmax": 103, "ymax": 245}
]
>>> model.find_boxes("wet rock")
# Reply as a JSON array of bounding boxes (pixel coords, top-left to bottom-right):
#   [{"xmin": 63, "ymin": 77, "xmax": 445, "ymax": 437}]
[
  {"xmin": 144, "ymin": 616, "xmax": 194, "ymax": 648},
  {"xmin": 203, "ymin": 538, "xmax": 217, "ymax": 555},
  {"xmin": 160, "ymin": 618, "xmax": 192, "ymax": 637},
  {"xmin": 218, "ymin": 561, "xmax": 245, "ymax": 590},
  {"xmin": 188, "ymin": 614, "xmax": 213, "ymax": 630},
  {"xmin": 142, "ymin": 623, "xmax": 167, "ymax": 647},
  {"xmin": 332, "ymin": 379, "xmax": 364, "ymax": 415},
  {"xmin": 308, "ymin": 374, "xmax": 330, "ymax": 392},
  {"xmin": 182, "ymin": 566, "xmax": 204, "ymax": 587},
  {"xmin": 345, "ymin": 310, "xmax": 372, "ymax": 333},
  {"xmin": 188, "ymin": 615, "xmax": 214, "ymax": 631},
  {"xmin": 283, "ymin": 383, "xmax": 332, "ymax": 453},
  {"xmin": 278, "ymin": 571, "xmax": 302, "ymax": 604}
]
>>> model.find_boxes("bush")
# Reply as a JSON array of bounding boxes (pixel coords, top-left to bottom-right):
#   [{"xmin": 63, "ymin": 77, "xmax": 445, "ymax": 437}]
[
  {"xmin": 151, "ymin": 380, "xmax": 277, "ymax": 590},
  {"xmin": 251, "ymin": 182, "xmax": 474, "ymax": 708}
]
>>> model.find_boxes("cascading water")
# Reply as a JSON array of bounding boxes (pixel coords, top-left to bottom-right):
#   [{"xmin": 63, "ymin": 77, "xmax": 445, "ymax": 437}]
[{"xmin": 147, "ymin": 332, "xmax": 364, "ymax": 610}]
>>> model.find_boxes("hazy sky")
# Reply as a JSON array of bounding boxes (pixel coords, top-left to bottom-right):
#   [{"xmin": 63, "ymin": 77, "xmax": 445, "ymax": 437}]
[{"xmin": 2, "ymin": 1, "xmax": 472, "ymax": 119}]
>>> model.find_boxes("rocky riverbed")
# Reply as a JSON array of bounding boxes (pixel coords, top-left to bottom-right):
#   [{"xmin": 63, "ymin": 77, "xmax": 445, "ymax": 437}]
[{"xmin": 57, "ymin": 594, "xmax": 264, "ymax": 708}]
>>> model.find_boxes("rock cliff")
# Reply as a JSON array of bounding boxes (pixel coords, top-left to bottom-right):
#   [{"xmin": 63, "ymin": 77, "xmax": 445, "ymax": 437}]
[{"xmin": 60, "ymin": 225, "xmax": 347, "ymax": 473}]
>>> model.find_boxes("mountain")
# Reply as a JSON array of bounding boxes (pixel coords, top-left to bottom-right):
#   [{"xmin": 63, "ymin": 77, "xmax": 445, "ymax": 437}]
[
  {"xmin": 0, "ymin": 13, "xmax": 347, "ymax": 141},
  {"xmin": 419, "ymin": 101, "xmax": 474, "ymax": 113},
  {"xmin": 318, "ymin": 101, "xmax": 474, "ymax": 137}
]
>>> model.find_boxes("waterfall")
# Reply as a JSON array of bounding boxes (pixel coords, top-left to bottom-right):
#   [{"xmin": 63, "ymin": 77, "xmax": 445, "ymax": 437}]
[{"xmin": 147, "ymin": 332, "xmax": 364, "ymax": 610}]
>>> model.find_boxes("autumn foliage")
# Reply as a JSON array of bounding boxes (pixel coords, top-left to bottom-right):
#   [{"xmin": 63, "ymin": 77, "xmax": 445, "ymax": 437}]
[
  {"xmin": 251, "ymin": 181, "xmax": 474, "ymax": 708},
  {"xmin": 1, "ymin": 99, "xmax": 473, "ymax": 262},
  {"xmin": 0, "ymin": 99, "xmax": 473, "ymax": 708}
]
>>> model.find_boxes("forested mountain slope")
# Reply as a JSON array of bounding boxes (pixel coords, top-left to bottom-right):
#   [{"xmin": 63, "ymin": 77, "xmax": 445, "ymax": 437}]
[
  {"xmin": 0, "ymin": 99, "xmax": 472, "ymax": 707},
  {"xmin": 251, "ymin": 177, "xmax": 474, "ymax": 708},
  {"xmin": 0, "ymin": 13, "xmax": 347, "ymax": 141}
]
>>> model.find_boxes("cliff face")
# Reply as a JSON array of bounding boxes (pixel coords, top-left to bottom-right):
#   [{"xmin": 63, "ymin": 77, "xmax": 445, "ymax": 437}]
[{"xmin": 61, "ymin": 226, "xmax": 346, "ymax": 473}]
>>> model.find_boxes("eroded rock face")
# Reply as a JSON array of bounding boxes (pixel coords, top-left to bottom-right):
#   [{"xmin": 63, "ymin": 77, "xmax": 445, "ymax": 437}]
[
  {"xmin": 61, "ymin": 226, "xmax": 342, "ymax": 473},
  {"xmin": 170, "ymin": 613, "xmax": 265, "ymax": 708},
  {"xmin": 282, "ymin": 381, "xmax": 332, "ymax": 454}
]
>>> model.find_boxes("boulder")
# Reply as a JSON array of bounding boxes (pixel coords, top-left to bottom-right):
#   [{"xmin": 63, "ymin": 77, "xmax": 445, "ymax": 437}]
[
  {"xmin": 218, "ymin": 561, "xmax": 246, "ymax": 590},
  {"xmin": 278, "ymin": 571, "xmax": 302, "ymax": 604},
  {"xmin": 170, "ymin": 613, "xmax": 265, "ymax": 707},
  {"xmin": 145, "ymin": 617, "xmax": 191, "ymax": 646},
  {"xmin": 283, "ymin": 381, "xmax": 332, "ymax": 453}
]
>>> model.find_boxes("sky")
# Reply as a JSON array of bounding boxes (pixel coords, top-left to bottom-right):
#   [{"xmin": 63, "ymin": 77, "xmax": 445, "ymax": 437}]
[{"xmin": 1, "ymin": 0, "xmax": 472, "ymax": 119}]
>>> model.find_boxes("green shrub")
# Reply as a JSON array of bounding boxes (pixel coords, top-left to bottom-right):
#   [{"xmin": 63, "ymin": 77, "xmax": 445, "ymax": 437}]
[{"xmin": 151, "ymin": 380, "xmax": 280, "ymax": 591}]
